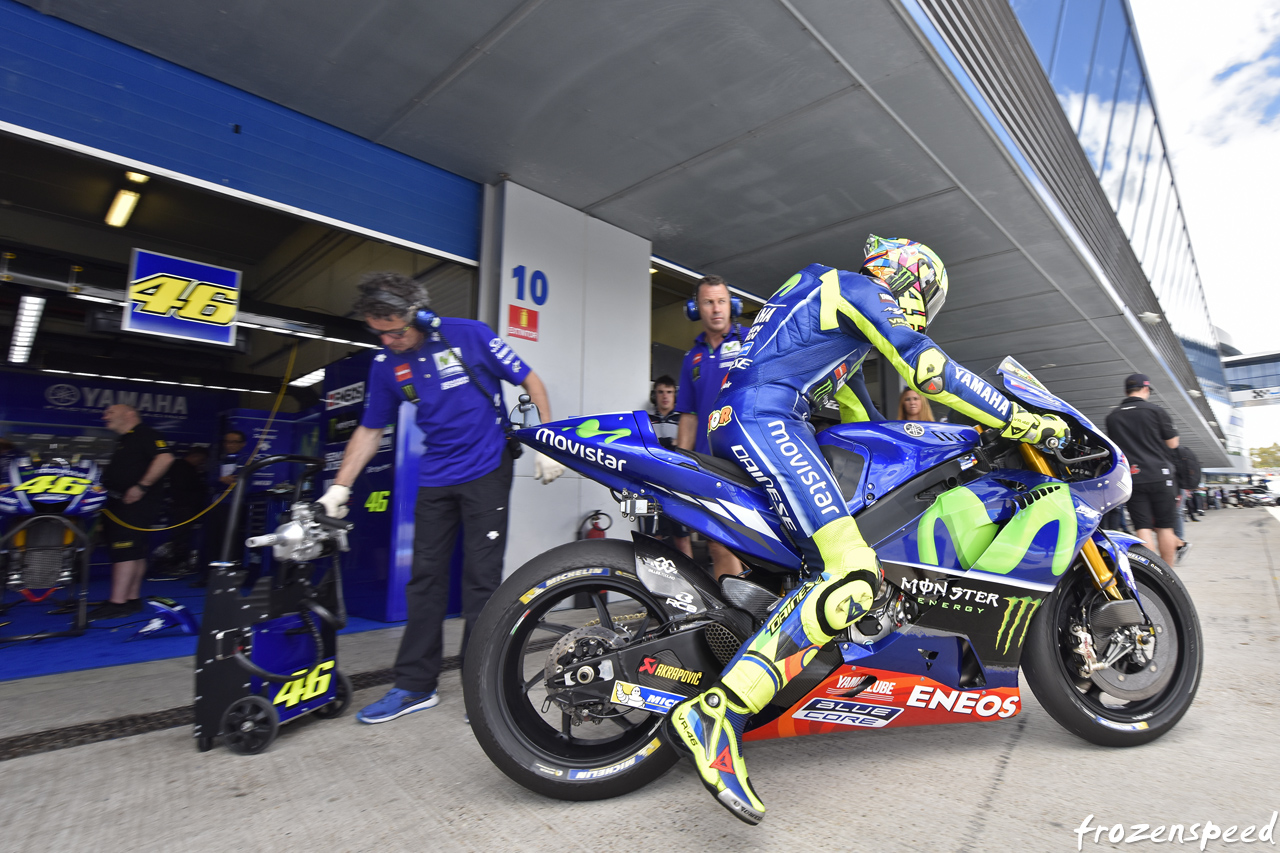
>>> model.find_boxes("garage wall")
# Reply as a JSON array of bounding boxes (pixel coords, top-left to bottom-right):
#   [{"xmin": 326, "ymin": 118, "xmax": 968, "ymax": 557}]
[
  {"xmin": 0, "ymin": 0, "xmax": 480, "ymax": 264},
  {"xmin": 493, "ymin": 182, "xmax": 652, "ymax": 573}
]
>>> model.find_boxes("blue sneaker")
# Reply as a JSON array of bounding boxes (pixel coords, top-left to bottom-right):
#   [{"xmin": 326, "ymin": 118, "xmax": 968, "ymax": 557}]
[{"xmin": 356, "ymin": 688, "xmax": 438, "ymax": 724}]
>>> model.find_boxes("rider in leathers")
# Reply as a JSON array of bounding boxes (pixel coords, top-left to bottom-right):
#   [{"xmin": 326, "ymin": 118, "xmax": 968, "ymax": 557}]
[{"xmin": 666, "ymin": 236, "xmax": 1069, "ymax": 824}]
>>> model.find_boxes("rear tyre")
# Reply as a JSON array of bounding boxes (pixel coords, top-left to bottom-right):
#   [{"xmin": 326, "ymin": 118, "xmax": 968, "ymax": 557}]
[
  {"xmin": 1022, "ymin": 545, "xmax": 1202, "ymax": 746},
  {"xmin": 464, "ymin": 539, "xmax": 681, "ymax": 800}
]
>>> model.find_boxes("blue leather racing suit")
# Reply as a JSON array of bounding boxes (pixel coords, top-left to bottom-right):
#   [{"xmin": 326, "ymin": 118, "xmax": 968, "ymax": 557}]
[
  {"xmin": 707, "ymin": 263, "xmax": 1017, "ymax": 566},
  {"xmin": 667, "ymin": 262, "xmax": 1048, "ymax": 824}
]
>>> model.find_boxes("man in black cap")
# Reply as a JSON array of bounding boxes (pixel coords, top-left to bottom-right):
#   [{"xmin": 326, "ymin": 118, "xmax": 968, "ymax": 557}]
[{"xmin": 1105, "ymin": 374, "xmax": 1180, "ymax": 565}]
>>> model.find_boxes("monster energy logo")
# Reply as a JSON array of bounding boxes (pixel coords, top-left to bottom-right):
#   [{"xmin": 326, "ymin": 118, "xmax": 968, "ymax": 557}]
[
  {"xmin": 995, "ymin": 596, "xmax": 1041, "ymax": 655},
  {"xmin": 564, "ymin": 419, "xmax": 631, "ymax": 444}
]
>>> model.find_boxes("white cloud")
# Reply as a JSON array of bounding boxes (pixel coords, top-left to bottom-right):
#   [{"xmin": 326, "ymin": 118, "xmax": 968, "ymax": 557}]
[
  {"xmin": 1130, "ymin": 0, "xmax": 1280, "ymax": 354},
  {"xmin": 1131, "ymin": 0, "xmax": 1280, "ymax": 451}
]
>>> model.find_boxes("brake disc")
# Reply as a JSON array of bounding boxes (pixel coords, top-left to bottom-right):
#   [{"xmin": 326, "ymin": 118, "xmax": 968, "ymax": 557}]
[
  {"xmin": 1089, "ymin": 582, "xmax": 1178, "ymax": 701},
  {"xmin": 544, "ymin": 625, "xmax": 628, "ymax": 690}
]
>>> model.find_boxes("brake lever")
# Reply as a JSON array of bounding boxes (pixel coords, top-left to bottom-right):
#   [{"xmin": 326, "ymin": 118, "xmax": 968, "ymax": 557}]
[{"xmin": 1045, "ymin": 437, "xmax": 1111, "ymax": 466}]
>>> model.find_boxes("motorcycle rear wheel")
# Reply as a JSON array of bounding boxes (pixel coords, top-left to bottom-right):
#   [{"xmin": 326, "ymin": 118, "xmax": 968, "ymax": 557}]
[
  {"xmin": 1022, "ymin": 545, "xmax": 1202, "ymax": 746},
  {"xmin": 463, "ymin": 539, "xmax": 682, "ymax": 799}
]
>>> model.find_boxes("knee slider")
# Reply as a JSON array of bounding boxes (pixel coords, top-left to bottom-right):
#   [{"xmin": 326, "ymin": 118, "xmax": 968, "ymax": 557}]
[
  {"xmin": 913, "ymin": 347, "xmax": 948, "ymax": 396},
  {"xmin": 812, "ymin": 568, "xmax": 881, "ymax": 635}
]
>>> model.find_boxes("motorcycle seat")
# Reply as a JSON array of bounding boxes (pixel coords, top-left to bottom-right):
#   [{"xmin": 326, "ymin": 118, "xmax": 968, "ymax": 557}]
[{"xmin": 671, "ymin": 448, "xmax": 756, "ymax": 489}]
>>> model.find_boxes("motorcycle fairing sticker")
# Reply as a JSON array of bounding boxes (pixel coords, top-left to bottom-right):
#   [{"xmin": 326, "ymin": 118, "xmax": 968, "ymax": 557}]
[
  {"xmin": 611, "ymin": 680, "xmax": 683, "ymax": 714},
  {"xmin": 746, "ymin": 666, "xmax": 1021, "ymax": 740},
  {"xmin": 879, "ymin": 561, "xmax": 1048, "ymax": 668}
]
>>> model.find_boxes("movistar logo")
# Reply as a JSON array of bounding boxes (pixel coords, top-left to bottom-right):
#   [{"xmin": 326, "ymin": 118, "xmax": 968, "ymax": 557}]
[
  {"xmin": 564, "ymin": 419, "xmax": 631, "ymax": 444},
  {"xmin": 995, "ymin": 596, "xmax": 1041, "ymax": 654}
]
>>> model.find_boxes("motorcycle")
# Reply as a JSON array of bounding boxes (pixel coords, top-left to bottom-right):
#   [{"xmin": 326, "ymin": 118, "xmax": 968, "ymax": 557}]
[
  {"xmin": 0, "ymin": 456, "xmax": 106, "ymax": 641},
  {"xmin": 463, "ymin": 357, "xmax": 1202, "ymax": 801}
]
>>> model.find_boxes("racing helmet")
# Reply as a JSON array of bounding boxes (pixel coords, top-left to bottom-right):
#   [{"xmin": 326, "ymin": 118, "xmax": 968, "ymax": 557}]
[{"xmin": 861, "ymin": 234, "xmax": 949, "ymax": 332}]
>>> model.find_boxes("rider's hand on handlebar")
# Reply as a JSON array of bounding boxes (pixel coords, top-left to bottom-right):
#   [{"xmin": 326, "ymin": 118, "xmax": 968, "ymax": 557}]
[
  {"xmin": 533, "ymin": 452, "xmax": 565, "ymax": 485},
  {"xmin": 317, "ymin": 484, "xmax": 351, "ymax": 519},
  {"xmin": 1000, "ymin": 408, "xmax": 1070, "ymax": 446}
]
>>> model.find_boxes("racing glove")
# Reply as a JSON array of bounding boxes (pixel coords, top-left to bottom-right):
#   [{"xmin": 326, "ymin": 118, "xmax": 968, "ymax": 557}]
[
  {"xmin": 533, "ymin": 452, "xmax": 565, "ymax": 485},
  {"xmin": 1000, "ymin": 405, "xmax": 1070, "ymax": 445},
  {"xmin": 317, "ymin": 484, "xmax": 351, "ymax": 519}
]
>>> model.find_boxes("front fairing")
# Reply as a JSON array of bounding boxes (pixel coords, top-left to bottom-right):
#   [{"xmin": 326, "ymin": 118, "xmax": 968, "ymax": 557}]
[
  {"xmin": 996, "ymin": 358, "xmax": 1131, "ymax": 517},
  {"xmin": 0, "ymin": 460, "xmax": 107, "ymax": 518}
]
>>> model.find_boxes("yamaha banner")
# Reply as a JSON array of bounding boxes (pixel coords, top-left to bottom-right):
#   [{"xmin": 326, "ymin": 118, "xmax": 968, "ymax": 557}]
[{"xmin": 124, "ymin": 249, "xmax": 241, "ymax": 346}]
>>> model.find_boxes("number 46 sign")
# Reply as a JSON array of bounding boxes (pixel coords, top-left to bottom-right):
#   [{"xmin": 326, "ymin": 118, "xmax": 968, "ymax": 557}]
[{"xmin": 124, "ymin": 249, "xmax": 241, "ymax": 346}]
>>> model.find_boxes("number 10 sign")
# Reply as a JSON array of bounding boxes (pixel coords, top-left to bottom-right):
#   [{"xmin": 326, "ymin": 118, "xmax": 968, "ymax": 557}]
[{"xmin": 124, "ymin": 249, "xmax": 242, "ymax": 346}]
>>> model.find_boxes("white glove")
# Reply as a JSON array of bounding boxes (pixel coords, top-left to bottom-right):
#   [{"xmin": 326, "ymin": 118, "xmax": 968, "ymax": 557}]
[
  {"xmin": 317, "ymin": 484, "xmax": 351, "ymax": 518},
  {"xmin": 533, "ymin": 452, "xmax": 565, "ymax": 485}
]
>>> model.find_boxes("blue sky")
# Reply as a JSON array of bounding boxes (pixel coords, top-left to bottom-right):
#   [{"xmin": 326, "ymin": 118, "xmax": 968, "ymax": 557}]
[{"xmin": 1130, "ymin": 0, "xmax": 1280, "ymax": 449}]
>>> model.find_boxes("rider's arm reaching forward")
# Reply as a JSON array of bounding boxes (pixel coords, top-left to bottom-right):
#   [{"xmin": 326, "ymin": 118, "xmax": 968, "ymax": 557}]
[{"xmin": 822, "ymin": 267, "xmax": 1065, "ymax": 443}]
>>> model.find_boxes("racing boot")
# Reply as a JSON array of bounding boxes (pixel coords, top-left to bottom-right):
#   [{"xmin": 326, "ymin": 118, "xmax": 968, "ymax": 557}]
[
  {"xmin": 666, "ymin": 685, "xmax": 764, "ymax": 824},
  {"xmin": 667, "ymin": 516, "xmax": 881, "ymax": 825}
]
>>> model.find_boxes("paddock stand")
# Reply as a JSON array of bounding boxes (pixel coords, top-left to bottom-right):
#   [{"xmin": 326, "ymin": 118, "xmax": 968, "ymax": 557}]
[{"xmin": 193, "ymin": 455, "xmax": 354, "ymax": 754}]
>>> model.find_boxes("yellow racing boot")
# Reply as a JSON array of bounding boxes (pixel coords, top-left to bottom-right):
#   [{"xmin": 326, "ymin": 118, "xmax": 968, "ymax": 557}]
[{"xmin": 666, "ymin": 686, "xmax": 766, "ymax": 825}]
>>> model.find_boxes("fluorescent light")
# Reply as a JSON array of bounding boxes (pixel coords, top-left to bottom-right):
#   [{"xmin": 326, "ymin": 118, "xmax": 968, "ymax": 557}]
[
  {"xmin": 105, "ymin": 189, "xmax": 141, "ymax": 227},
  {"xmin": 9, "ymin": 294, "xmax": 45, "ymax": 363},
  {"xmin": 290, "ymin": 368, "xmax": 326, "ymax": 388},
  {"xmin": 125, "ymin": 171, "xmax": 150, "ymax": 184},
  {"xmin": 69, "ymin": 293, "xmax": 122, "ymax": 305}
]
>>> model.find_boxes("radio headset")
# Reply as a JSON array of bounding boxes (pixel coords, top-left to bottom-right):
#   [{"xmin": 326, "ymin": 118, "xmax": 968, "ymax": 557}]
[
  {"xmin": 684, "ymin": 282, "xmax": 743, "ymax": 322},
  {"xmin": 368, "ymin": 289, "xmax": 524, "ymax": 459}
]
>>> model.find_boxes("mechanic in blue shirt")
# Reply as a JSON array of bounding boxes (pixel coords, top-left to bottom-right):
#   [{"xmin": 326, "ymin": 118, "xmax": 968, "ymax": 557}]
[
  {"xmin": 674, "ymin": 275, "xmax": 748, "ymax": 580},
  {"xmin": 319, "ymin": 273, "xmax": 562, "ymax": 724}
]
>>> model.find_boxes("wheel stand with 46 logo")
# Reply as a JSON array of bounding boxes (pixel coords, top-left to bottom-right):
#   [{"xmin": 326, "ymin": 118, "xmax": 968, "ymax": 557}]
[{"xmin": 193, "ymin": 455, "xmax": 355, "ymax": 755}]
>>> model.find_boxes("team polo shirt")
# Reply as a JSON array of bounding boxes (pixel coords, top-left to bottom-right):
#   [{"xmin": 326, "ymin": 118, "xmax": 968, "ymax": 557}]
[
  {"xmin": 361, "ymin": 318, "xmax": 530, "ymax": 487},
  {"xmin": 1104, "ymin": 396, "xmax": 1177, "ymax": 486},
  {"xmin": 675, "ymin": 324, "xmax": 747, "ymax": 454},
  {"xmin": 103, "ymin": 424, "xmax": 170, "ymax": 494}
]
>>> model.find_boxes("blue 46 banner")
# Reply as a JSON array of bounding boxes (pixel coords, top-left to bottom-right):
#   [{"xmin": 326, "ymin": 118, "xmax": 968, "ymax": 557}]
[{"xmin": 124, "ymin": 249, "xmax": 241, "ymax": 346}]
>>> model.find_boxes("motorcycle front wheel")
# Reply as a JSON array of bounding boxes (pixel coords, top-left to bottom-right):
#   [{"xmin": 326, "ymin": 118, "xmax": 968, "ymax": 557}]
[
  {"xmin": 1022, "ymin": 545, "xmax": 1202, "ymax": 746},
  {"xmin": 463, "ymin": 539, "xmax": 681, "ymax": 799}
]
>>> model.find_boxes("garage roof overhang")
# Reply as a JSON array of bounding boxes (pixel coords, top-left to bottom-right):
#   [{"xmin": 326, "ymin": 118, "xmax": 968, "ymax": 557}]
[{"xmin": 17, "ymin": 0, "xmax": 1227, "ymax": 464}]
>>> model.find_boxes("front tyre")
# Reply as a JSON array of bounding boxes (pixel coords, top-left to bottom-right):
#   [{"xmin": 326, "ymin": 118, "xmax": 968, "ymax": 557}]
[
  {"xmin": 1022, "ymin": 545, "xmax": 1202, "ymax": 746},
  {"xmin": 463, "ymin": 539, "xmax": 681, "ymax": 800}
]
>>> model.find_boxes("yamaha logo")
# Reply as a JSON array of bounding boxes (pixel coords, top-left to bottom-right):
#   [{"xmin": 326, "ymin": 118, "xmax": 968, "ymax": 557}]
[
  {"xmin": 904, "ymin": 423, "xmax": 925, "ymax": 437},
  {"xmin": 45, "ymin": 384, "xmax": 81, "ymax": 406}
]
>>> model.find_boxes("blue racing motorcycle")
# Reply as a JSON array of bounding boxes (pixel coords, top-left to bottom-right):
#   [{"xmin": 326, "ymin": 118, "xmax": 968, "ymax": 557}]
[
  {"xmin": 463, "ymin": 358, "xmax": 1202, "ymax": 800},
  {"xmin": 0, "ymin": 456, "xmax": 106, "ymax": 641}
]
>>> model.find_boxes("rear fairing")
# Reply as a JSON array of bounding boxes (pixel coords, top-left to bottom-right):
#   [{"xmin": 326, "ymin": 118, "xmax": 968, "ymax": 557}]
[{"xmin": 519, "ymin": 414, "xmax": 800, "ymax": 568}]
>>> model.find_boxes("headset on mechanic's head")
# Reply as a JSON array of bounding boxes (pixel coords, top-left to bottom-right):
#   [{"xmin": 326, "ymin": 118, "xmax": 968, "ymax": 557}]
[
  {"xmin": 684, "ymin": 276, "xmax": 742, "ymax": 322},
  {"xmin": 365, "ymin": 288, "xmax": 441, "ymax": 332}
]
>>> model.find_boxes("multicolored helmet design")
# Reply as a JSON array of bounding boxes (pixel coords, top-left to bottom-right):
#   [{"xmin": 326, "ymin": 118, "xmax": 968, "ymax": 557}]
[{"xmin": 861, "ymin": 234, "xmax": 949, "ymax": 332}]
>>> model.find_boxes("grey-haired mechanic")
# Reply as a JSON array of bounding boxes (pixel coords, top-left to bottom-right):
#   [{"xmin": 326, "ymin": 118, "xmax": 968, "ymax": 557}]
[{"xmin": 318, "ymin": 272, "xmax": 564, "ymax": 724}]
